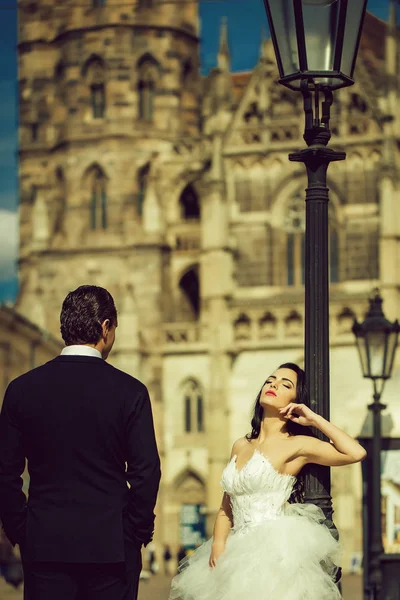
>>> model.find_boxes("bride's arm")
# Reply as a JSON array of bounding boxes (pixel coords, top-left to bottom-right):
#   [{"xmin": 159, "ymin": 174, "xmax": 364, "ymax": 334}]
[
  {"xmin": 209, "ymin": 493, "xmax": 233, "ymax": 567},
  {"xmin": 209, "ymin": 438, "xmax": 246, "ymax": 567},
  {"xmin": 281, "ymin": 403, "xmax": 366, "ymax": 466}
]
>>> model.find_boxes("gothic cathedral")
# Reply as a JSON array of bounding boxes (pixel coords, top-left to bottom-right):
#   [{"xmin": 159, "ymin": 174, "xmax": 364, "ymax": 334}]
[{"xmin": 15, "ymin": 0, "xmax": 400, "ymax": 568}]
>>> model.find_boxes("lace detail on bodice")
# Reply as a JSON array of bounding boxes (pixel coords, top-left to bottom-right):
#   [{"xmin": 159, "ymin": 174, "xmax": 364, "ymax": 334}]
[{"xmin": 221, "ymin": 450, "xmax": 296, "ymax": 532}]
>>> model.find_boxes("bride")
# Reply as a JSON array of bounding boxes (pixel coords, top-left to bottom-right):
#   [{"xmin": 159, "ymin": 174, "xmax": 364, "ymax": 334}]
[{"xmin": 169, "ymin": 362, "xmax": 366, "ymax": 600}]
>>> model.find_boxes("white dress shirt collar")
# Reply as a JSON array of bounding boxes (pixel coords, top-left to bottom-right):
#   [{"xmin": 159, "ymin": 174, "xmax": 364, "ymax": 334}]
[{"xmin": 61, "ymin": 345, "xmax": 102, "ymax": 359}]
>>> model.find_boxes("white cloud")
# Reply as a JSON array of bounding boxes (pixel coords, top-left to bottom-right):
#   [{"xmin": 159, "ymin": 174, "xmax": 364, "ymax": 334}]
[{"xmin": 0, "ymin": 209, "xmax": 18, "ymax": 280}]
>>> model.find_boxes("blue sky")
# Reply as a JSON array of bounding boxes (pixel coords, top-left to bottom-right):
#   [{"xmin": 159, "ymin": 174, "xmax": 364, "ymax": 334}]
[{"xmin": 0, "ymin": 0, "xmax": 392, "ymax": 303}]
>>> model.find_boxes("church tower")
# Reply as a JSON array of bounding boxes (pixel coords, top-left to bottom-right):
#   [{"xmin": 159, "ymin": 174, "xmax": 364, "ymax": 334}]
[
  {"xmin": 15, "ymin": 0, "xmax": 397, "ymax": 569},
  {"xmin": 17, "ymin": 0, "xmax": 201, "ymax": 340}
]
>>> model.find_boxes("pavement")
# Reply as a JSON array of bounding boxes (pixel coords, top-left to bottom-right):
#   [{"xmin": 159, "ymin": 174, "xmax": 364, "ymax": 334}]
[{"xmin": 0, "ymin": 571, "xmax": 363, "ymax": 599}]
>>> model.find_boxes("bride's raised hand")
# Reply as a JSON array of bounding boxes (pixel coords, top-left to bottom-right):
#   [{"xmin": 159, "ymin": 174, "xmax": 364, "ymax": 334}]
[
  {"xmin": 209, "ymin": 540, "xmax": 225, "ymax": 568},
  {"xmin": 279, "ymin": 403, "xmax": 317, "ymax": 427}
]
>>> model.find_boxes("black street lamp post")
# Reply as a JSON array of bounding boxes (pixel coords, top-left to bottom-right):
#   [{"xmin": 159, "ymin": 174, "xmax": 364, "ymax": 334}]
[
  {"xmin": 353, "ymin": 292, "xmax": 400, "ymax": 599},
  {"xmin": 262, "ymin": 0, "xmax": 367, "ymax": 582}
]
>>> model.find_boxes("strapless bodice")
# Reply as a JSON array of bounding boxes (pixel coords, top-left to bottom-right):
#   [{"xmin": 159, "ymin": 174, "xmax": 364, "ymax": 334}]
[{"xmin": 221, "ymin": 449, "xmax": 296, "ymax": 531}]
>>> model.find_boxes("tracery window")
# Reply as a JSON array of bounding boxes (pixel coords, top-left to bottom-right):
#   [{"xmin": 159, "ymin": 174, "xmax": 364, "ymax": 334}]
[
  {"xmin": 91, "ymin": 83, "xmax": 106, "ymax": 119},
  {"xmin": 88, "ymin": 166, "xmax": 107, "ymax": 230},
  {"xmin": 83, "ymin": 56, "xmax": 106, "ymax": 119},
  {"xmin": 284, "ymin": 195, "xmax": 339, "ymax": 286},
  {"xmin": 284, "ymin": 195, "xmax": 305, "ymax": 287},
  {"xmin": 137, "ymin": 56, "xmax": 159, "ymax": 121},
  {"xmin": 183, "ymin": 379, "xmax": 204, "ymax": 433}
]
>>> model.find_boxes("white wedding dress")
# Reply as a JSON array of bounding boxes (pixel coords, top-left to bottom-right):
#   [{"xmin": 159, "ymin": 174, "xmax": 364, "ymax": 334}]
[{"xmin": 170, "ymin": 449, "xmax": 341, "ymax": 600}]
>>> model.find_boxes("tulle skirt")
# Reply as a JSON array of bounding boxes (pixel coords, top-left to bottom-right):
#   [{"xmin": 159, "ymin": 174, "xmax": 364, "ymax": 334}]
[{"xmin": 169, "ymin": 503, "xmax": 341, "ymax": 600}]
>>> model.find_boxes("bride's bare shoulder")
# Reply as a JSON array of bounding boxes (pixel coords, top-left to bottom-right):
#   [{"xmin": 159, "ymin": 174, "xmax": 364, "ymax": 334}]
[{"xmin": 230, "ymin": 436, "xmax": 250, "ymax": 458}]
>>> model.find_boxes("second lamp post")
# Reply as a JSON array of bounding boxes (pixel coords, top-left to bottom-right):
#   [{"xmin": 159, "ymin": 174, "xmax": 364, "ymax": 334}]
[{"xmin": 353, "ymin": 292, "xmax": 400, "ymax": 599}]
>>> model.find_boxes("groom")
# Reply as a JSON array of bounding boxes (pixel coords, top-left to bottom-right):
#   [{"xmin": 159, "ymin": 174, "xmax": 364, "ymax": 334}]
[{"xmin": 0, "ymin": 285, "xmax": 161, "ymax": 599}]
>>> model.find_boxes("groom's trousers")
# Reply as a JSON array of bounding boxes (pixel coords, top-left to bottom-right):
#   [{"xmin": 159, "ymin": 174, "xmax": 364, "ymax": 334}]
[{"xmin": 22, "ymin": 545, "xmax": 142, "ymax": 600}]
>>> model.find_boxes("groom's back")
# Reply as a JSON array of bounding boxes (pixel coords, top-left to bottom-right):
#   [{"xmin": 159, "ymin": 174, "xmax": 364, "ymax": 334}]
[{"xmin": 13, "ymin": 354, "xmax": 145, "ymax": 562}]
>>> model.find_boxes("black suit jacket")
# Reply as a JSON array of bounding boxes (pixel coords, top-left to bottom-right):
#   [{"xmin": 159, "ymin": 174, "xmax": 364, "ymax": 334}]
[{"xmin": 0, "ymin": 355, "xmax": 161, "ymax": 563}]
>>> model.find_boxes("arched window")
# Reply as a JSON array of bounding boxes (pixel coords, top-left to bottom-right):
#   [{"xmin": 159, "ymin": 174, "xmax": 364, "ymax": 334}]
[
  {"xmin": 179, "ymin": 184, "xmax": 200, "ymax": 220},
  {"xmin": 181, "ymin": 58, "xmax": 196, "ymax": 130},
  {"xmin": 284, "ymin": 194, "xmax": 305, "ymax": 287},
  {"xmin": 234, "ymin": 313, "xmax": 251, "ymax": 340},
  {"xmin": 91, "ymin": 83, "xmax": 105, "ymax": 118},
  {"xmin": 54, "ymin": 61, "xmax": 67, "ymax": 106},
  {"xmin": 137, "ymin": 164, "xmax": 149, "ymax": 216},
  {"xmin": 284, "ymin": 193, "xmax": 340, "ymax": 285},
  {"xmin": 83, "ymin": 56, "xmax": 106, "ymax": 119},
  {"xmin": 137, "ymin": 56, "xmax": 159, "ymax": 121},
  {"xmin": 179, "ymin": 266, "xmax": 200, "ymax": 320},
  {"xmin": 53, "ymin": 168, "xmax": 66, "ymax": 235},
  {"xmin": 92, "ymin": 0, "xmax": 106, "ymax": 6},
  {"xmin": 87, "ymin": 166, "xmax": 107, "ymax": 230},
  {"xmin": 182, "ymin": 379, "xmax": 204, "ymax": 433}
]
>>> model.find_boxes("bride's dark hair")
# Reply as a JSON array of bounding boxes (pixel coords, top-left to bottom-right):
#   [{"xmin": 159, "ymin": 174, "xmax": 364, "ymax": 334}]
[{"xmin": 245, "ymin": 362, "xmax": 308, "ymax": 503}]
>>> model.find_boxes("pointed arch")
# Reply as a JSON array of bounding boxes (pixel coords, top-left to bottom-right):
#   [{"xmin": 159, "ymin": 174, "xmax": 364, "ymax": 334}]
[
  {"xmin": 82, "ymin": 55, "xmax": 106, "ymax": 119},
  {"xmin": 82, "ymin": 54, "xmax": 105, "ymax": 77},
  {"xmin": 284, "ymin": 310, "xmax": 303, "ymax": 336},
  {"xmin": 173, "ymin": 467, "xmax": 205, "ymax": 490},
  {"xmin": 137, "ymin": 54, "xmax": 160, "ymax": 121},
  {"xmin": 178, "ymin": 264, "xmax": 200, "ymax": 321},
  {"xmin": 179, "ymin": 184, "xmax": 200, "ymax": 220},
  {"xmin": 259, "ymin": 312, "xmax": 277, "ymax": 339},
  {"xmin": 234, "ymin": 313, "xmax": 251, "ymax": 340},
  {"xmin": 83, "ymin": 164, "xmax": 108, "ymax": 230},
  {"xmin": 172, "ymin": 467, "xmax": 206, "ymax": 507}
]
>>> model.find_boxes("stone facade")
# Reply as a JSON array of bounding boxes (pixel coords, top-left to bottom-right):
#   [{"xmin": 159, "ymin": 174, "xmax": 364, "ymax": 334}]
[
  {"xmin": 0, "ymin": 305, "xmax": 62, "ymax": 406},
  {"xmin": 13, "ymin": 0, "xmax": 400, "ymax": 572}
]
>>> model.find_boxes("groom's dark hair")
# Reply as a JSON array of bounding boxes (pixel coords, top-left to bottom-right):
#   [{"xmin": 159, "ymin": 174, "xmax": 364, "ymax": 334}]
[{"xmin": 60, "ymin": 285, "xmax": 118, "ymax": 346}]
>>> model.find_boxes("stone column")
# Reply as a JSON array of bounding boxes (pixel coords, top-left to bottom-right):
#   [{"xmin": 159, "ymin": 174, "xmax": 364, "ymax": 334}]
[
  {"xmin": 112, "ymin": 286, "xmax": 141, "ymax": 378},
  {"xmin": 379, "ymin": 163, "xmax": 400, "ymax": 321},
  {"xmin": 380, "ymin": 1, "xmax": 400, "ymax": 321},
  {"xmin": 200, "ymin": 134, "xmax": 234, "ymax": 533}
]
